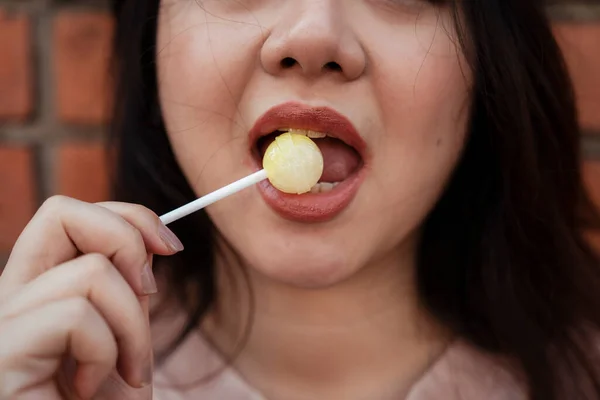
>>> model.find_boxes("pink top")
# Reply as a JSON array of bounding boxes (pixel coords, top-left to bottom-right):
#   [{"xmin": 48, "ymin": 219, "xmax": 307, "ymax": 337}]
[
  {"xmin": 147, "ymin": 331, "xmax": 525, "ymax": 400},
  {"xmin": 94, "ymin": 314, "xmax": 526, "ymax": 399}
]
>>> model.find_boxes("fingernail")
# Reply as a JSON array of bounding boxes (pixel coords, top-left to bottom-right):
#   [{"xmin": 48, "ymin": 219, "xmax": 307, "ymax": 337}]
[
  {"xmin": 141, "ymin": 262, "xmax": 157, "ymax": 295},
  {"xmin": 158, "ymin": 223, "xmax": 184, "ymax": 252},
  {"xmin": 140, "ymin": 362, "xmax": 153, "ymax": 387}
]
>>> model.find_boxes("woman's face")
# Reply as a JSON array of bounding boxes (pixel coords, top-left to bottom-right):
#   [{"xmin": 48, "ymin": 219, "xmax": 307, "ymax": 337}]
[{"xmin": 157, "ymin": 0, "xmax": 471, "ymax": 287}]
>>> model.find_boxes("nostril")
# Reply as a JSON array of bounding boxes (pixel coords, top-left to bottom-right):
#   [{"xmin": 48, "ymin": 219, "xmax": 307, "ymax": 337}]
[
  {"xmin": 280, "ymin": 57, "xmax": 297, "ymax": 69},
  {"xmin": 324, "ymin": 61, "xmax": 342, "ymax": 72},
  {"xmin": 278, "ymin": 58, "xmax": 343, "ymax": 74}
]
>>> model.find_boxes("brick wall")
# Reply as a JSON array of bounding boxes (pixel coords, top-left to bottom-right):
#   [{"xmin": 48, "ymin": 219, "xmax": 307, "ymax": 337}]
[
  {"xmin": 0, "ymin": 1, "xmax": 599, "ymax": 265},
  {"xmin": 0, "ymin": 1, "xmax": 111, "ymax": 265}
]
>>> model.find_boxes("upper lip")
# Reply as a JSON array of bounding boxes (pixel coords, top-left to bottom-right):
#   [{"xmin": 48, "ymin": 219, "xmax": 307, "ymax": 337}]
[{"xmin": 248, "ymin": 102, "xmax": 366, "ymax": 158}]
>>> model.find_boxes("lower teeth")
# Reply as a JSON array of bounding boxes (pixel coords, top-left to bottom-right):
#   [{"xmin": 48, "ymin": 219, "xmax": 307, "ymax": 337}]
[{"xmin": 310, "ymin": 182, "xmax": 340, "ymax": 193}]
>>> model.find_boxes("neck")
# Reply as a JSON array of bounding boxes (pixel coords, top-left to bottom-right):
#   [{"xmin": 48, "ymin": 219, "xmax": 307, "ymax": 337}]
[{"xmin": 202, "ymin": 237, "xmax": 452, "ymax": 400}]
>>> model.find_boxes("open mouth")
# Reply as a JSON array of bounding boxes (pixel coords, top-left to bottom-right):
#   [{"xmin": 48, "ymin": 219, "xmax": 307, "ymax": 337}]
[
  {"xmin": 253, "ymin": 128, "xmax": 364, "ymax": 194},
  {"xmin": 248, "ymin": 102, "xmax": 368, "ymax": 222}
]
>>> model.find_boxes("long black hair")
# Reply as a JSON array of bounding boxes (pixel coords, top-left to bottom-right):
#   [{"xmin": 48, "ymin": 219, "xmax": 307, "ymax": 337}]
[{"xmin": 109, "ymin": 1, "xmax": 600, "ymax": 398}]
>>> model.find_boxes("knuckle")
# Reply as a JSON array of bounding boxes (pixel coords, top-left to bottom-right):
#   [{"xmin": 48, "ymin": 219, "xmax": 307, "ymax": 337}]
[
  {"xmin": 63, "ymin": 297, "xmax": 95, "ymax": 325},
  {"xmin": 129, "ymin": 203, "xmax": 156, "ymax": 218},
  {"xmin": 82, "ymin": 253, "xmax": 114, "ymax": 279},
  {"xmin": 40, "ymin": 195, "xmax": 72, "ymax": 213},
  {"xmin": 124, "ymin": 223, "xmax": 145, "ymax": 246},
  {"xmin": 97, "ymin": 202, "xmax": 158, "ymax": 221},
  {"xmin": 122, "ymin": 225, "xmax": 146, "ymax": 261}
]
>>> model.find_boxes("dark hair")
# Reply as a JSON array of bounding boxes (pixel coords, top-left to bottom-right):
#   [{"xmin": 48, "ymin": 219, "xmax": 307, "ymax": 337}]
[{"xmin": 110, "ymin": 1, "xmax": 600, "ymax": 398}]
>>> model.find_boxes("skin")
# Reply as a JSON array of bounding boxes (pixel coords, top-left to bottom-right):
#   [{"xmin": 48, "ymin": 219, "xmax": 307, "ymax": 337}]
[
  {"xmin": 0, "ymin": 0, "xmax": 472, "ymax": 399},
  {"xmin": 0, "ymin": 198, "xmax": 181, "ymax": 399},
  {"xmin": 158, "ymin": 0, "xmax": 470, "ymax": 289},
  {"xmin": 157, "ymin": 0, "xmax": 472, "ymax": 398}
]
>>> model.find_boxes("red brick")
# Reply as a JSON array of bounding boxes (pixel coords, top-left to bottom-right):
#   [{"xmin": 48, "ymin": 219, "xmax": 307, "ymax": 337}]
[
  {"xmin": 582, "ymin": 162, "xmax": 600, "ymax": 252},
  {"xmin": 0, "ymin": 10, "xmax": 33, "ymax": 121},
  {"xmin": 554, "ymin": 24, "xmax": 600, "ymax": 131},
  {"xmin": 53, "ymin": 12, "xmax": 114, "ymax": 125},
  {"xmin": 583, "ymin": 162, "xmax": 600, "ymax": 208},
  {"xmin": 0, "ymin": 147, "xmax": 37, "ymax": 252},
  {"xmin": 56, "ymin": 143, "xmax": 110, "ymax": 203}
]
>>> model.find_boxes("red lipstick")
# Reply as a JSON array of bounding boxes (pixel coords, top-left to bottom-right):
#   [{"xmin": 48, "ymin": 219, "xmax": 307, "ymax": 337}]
[{"xmin": 248, "ymin": 102, "xmax": 368, "ymax": 223}]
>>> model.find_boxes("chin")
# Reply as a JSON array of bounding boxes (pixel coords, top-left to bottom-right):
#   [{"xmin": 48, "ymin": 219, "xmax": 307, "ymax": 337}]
[{"xmin": 243, "ymin": 241, "xmax": 358, "ymax": 289}]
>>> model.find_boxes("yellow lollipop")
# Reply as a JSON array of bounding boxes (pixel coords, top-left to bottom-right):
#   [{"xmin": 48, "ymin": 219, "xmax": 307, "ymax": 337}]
[
  {"xmin": 262, "ymin": 132, "xmax": 324, "ymax": 194},
  {"xmin": 159, "ymin": 131, "xmax": 323, "ymax": 225}
]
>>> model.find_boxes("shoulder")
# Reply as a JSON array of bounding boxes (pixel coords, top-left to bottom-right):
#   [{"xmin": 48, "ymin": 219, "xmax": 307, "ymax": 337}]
[{"xmin": 406, "ymin": 339, "xmax": 527, "ymax": 400}]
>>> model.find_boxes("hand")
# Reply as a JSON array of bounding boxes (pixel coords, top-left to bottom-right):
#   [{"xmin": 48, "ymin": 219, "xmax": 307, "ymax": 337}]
[{"xmin": 0, "ymin": 196, "xmax": 183, "ymax": 399}]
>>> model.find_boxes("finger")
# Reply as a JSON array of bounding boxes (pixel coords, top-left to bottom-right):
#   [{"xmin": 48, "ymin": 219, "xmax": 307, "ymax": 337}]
[
  {"xmin": 94, "ymin": 372, "xmax": 154, "ymax": 400},
  {"xmin": 2, "ymin": 196, "xmax": 181, "ymax": 296},
  {"xmin": 138, "ymin": 255, "xmax": 153, "ymax": 323},
  {"xmin": 0, "ymin": 253, "xmax": 152, "ymax": 388},
  {"xmin": 0, "ymin": 298, "xmax": 117, "ymax": 400},
  {"xmin": 96, "ymin": 202, "xmax": 184, "ymax": 254},
  {"xmin": 90, "ymin": 297, "xmax": 155, "ymax": 400},
  {"xmin": 136, "ymin": 255, "xmax": 154, "ymax": 385},
  {"xmin": 138, "ymin": 288, "xmax": 154, "ymax": 383},
  {"xmin": 92, "ymin": 290, "xmax": 154, "ymax": 400}
]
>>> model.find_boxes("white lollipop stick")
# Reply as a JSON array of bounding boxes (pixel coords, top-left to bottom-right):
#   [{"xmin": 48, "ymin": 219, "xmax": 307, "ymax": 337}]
[{"xmin": 160, "ymin": 169, "xmax": 268, "ymax": 225}]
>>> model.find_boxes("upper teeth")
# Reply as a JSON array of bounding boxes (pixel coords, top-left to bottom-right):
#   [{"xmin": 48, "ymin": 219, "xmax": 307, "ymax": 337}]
[{"xmin": 279, "ymin": 128, "xmax": 327, "ymax": 139}]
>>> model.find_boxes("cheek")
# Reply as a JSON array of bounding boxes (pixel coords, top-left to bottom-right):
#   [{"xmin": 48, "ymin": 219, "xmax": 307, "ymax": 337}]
[
  {"xmin": 378, "ymin": 17, "xmax": 469, "ymax": 168},
  {"xmin": 364, "ymin": 20, "xmax": 471, "ymax": 232},
  {"xmin": 376, "ymin": 54, "xmax": 469, "ymax": 185},
  {"xmin": 156, "ymin": 4, "xmax": 264, "ymax": 192},
  {"xmin": 369, "ymin": 10, "xmax": 470, "ymax": 134}
]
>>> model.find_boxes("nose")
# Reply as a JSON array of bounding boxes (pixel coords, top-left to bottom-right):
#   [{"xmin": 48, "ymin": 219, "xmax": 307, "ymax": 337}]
[{"xmin": 260, "ymin": 2, "xmax": 366, "ymax": 81}]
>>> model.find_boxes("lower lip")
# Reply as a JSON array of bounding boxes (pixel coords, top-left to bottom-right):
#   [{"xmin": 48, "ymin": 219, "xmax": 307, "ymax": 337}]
[{"xmin": 253, "ymin": 160, "xmax": 366, "ymax": 223}]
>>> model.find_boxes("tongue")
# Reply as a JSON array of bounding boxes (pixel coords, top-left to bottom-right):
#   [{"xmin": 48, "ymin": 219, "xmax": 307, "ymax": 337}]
[{"xmin": 316, "ymin": 137, "xmax": 361, "ymax": 183}]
